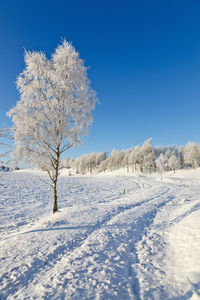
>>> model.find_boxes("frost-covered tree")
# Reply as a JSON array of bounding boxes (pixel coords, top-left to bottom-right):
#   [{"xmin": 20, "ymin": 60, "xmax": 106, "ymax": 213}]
[
  {"xmin": 61, "ymin": 157, "xmax": 73, "ymax": 169},
  {"xmin": 108, "ymin": 149, "xmax": 122, "ymax": 170},
  {"xmin": 87, "ymin": 152, "xmax": 96, "ymax": 174},
  {"xmin": 156, "ymin": 154, "xmax": 167, "ymax": 180},
  {"xmin": 67, "ymin": 151, "xmax": 107, "ymax": 175},
  {"xmin": 8, "ymin": 40, "xmax": 98, "ymax": 213},
  {"xmin": 139, "ymin": 138, "xmax": 155, "ymax": 173},
  {"xmin": 184, "ymin": 141, "xmax": 200, "ymax": 169},
  {"xmin": 178, "ymin": 145, "xmax": 184, "ymax": 169},
  {"xmin": 99, "ymin": 158, "xmax": 109, "ymax": 173},
  {"xmin": 76, "ymin": 155, "xmax": 87, "ymax": 175},
  {"xmin": 95, "ymin": 151, "xmax": 107, "ymax": 169},
  {"xmin": 129, "ymin": 145, "xmax": 140, "ymax": 172},
  {"xmin": 168, "ymin": 154, "xmax": 180, "ymax": 173},
  {"xmin": 0, "ymin": 127, "xmax": 12, "ymax": 167},
  {"xmin": 122, "ymin": 149, "xmax": 131, "ymax": 172}
]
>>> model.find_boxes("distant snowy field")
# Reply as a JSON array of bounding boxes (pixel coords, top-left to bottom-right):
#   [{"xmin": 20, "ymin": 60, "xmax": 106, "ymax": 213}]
[{"xmin": 0, "ymin": 168, "xmax": 200, "ymax": 299}]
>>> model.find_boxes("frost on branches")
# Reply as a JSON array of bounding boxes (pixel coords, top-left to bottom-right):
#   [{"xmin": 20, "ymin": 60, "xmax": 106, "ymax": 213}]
[
  {"xmin": 8, "ymin": 40, "xmax": 98, "ymax": 213},
  {"xmin": 0, "ymin": 127, "xmax": 13, "ymax": 168}
]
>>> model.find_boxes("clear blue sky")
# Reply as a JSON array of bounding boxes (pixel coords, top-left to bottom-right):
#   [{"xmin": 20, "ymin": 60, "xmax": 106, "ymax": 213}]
[{"xmin": 0, "ymin": 0, "xmax": 200, "ymax": 157}]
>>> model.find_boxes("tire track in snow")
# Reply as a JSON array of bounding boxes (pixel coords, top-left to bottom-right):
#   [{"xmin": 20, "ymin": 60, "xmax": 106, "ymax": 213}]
[
  {"xmin": 1, "ymin": 186, "xmax": 174, "ymax": 299},
  {"xmin": 104, "ymin": 191, "xmax": 175, "ymax": 300},
  {"xmin": 39, "ymin": 188, "xmax": 174, "ymax": 300}
]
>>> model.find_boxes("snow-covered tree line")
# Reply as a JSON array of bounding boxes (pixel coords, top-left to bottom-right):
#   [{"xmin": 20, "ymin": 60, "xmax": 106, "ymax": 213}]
[
  {"xmin": 62, "ymin": 139, "xmax": 200, "ymax": 175},
  {"xmin": 62, "ymin": 151, "xmax": 107, "ymax": 175}
]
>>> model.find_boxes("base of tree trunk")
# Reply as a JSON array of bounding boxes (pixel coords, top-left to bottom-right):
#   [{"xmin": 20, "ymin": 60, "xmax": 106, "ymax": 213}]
[{"xmin": 53, "ymin": 207, "xmax": 58, "ymax": 214}]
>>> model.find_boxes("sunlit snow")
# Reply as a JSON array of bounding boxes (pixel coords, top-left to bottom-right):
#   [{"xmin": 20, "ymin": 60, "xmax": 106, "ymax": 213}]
[{"xmin": 0, "ymin": 168, "xmax": 200, "ymax": 299}]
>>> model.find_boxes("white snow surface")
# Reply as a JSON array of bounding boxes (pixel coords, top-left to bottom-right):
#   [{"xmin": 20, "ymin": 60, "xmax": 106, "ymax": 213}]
[{"xmin": 0, "ymin": 168, "xmax": 200, "ymax": 299}]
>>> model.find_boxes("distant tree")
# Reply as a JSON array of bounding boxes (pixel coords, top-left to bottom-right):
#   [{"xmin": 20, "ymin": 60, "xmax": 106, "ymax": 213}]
[
  {"xmin": 168, "ymin": 154, "xmax": 180, "ymax": 173},
  {"xmin": 95, "ymin": 151, "xmax": 107, "ymax": 170},
  {"xmin": 154, "ymin": 146, "xmax": 164, "ymax": 160},
  {"xmin": 129, "ymin": 145, "xmax": 141, "ymax": 172},
  {"xmin": 156, "ymin": 154, "xmax": 167, "ymax": 180},
  {"xmin": 139, "ymin": 138, "xmax": 155, "ymax": 173},
  {"xmin": 88, "ymin": 152, "xmax": 96, "ymax": 174},
  {"xmin": 178, "ymin": 145, "xmax": 184, "ymax": 169},
  {"xmin": 184, "ymin": 141, "xmax": 200, "ymax": 169},
  {"xmin": 8, "ymin": 40, "xmax": 98, "ymax": 213},
  {"xmin": 122, "ymin": 149, "xmax": 131, "ymax": 172},
  {"xmin": 108, "ymin": 149, "xmax": 121, "ymax": 171},
  {"xmin": 61, "ymin": 157, "xmax": 72, "ymax": 169},
  {"xmin": 77, "ymin": 155, "xmax": 87, "ymax": 175},
  {"xmin": 99, "ymin": 158, "xmax": 109, "ymax": 173}
]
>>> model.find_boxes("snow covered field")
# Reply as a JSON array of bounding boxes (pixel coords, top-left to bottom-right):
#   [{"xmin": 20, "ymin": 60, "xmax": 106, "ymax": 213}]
[{"xmin": 0, "ymin": 168, "xmax": 200, "ymax": 299}]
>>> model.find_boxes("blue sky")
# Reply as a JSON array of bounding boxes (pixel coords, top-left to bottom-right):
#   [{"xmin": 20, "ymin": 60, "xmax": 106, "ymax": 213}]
[{"xmin": 0, "ymin": 0, "xmax": 200, "ymax": 157}]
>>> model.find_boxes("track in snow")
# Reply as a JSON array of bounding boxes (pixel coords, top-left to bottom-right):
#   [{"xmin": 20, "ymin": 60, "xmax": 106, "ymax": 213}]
[{"xmin": 1, "ymin": 170, "xmax": 199, "ymax": 299}]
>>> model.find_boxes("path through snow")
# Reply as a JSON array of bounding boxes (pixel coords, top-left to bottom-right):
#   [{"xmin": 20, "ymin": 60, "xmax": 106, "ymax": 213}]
[{"xmin": 0, "ymin": 169, "xmax": 200, "ymax": 299}]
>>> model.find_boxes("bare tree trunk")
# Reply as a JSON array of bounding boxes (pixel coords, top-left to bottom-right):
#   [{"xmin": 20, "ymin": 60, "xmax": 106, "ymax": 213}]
[
  {"xmin": 52, "ymin": 147, "xmax": 60, "ymax": 214},
  {"xmin": 53, "ymin": 181, "xmax": 58, "ymax": 213}
]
